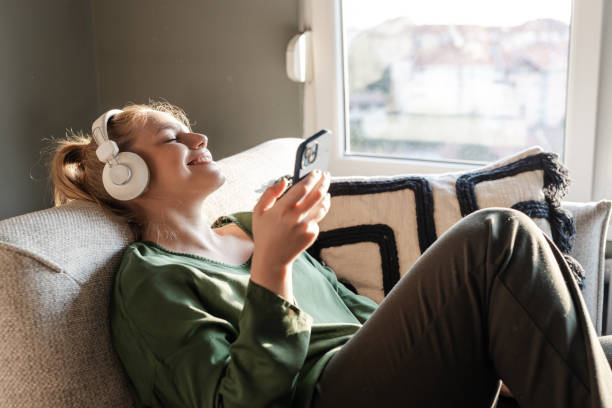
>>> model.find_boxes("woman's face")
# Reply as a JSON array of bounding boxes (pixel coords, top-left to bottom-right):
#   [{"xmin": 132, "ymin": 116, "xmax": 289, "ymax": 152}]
[{"xmin": 129, "ymin": 110, "xmax": 225, "ymax": 202}]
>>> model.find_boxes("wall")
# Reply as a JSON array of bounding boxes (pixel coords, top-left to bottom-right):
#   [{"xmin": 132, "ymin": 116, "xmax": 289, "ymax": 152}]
[
  {"xmin": 1, "ymin": 0, "xmax": 301, "ymax": 220},
  {"xmin": 92, "ymin": 0, "xmax": 301, "ymax": 160},
  {"xmin": 0, "ymin": 0, "xmax": 99, "ymax": 220},
  {"xmin": 594, "ymin": 1, "xmax": 612, "ymax": 203}
]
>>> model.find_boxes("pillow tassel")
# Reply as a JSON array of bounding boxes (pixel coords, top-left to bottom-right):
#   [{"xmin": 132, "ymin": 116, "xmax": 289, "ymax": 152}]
[
  {"xmin": 541, "ymin": 152, "xmax": 570, "ymax": 206},
  {"xmin": 548, "ymin": 205, "xmax": 576, "ymax": 254},
  {"xmin": 563, "ymin": 254, "xmax": 586, "ymax": 289}
]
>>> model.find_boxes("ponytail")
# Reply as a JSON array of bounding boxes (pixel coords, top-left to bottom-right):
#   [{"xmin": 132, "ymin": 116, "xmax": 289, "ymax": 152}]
[{"xmin": 51, "ymin": 133, "xmax": 93, "ymax": 206}]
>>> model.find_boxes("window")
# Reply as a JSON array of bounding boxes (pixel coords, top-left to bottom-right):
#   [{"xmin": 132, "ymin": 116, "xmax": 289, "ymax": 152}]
[
  {"xmin": 343, "ymin": 0, "xmax": 571, "ymax": 164},
  {"xmin": 303, "ymin": 0, "xmax": 604, "ymax": 202}
]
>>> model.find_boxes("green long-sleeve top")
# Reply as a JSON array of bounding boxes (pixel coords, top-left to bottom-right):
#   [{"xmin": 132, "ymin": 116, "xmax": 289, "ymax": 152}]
[{"xmin": 110, "ymin": 211, "xmax": 379, "ymax": 408}]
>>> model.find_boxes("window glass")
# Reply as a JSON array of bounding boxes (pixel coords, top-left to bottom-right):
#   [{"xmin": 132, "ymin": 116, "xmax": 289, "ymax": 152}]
[{"xmin": 342, "ymin": 0, "xmax": 572, "ymax": 163}]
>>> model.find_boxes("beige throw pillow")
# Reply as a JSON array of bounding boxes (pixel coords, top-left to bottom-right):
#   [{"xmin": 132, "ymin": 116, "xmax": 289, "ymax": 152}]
[{"xmin": 309, "ymin": 146, "xmax": 582, "ymax": 304}]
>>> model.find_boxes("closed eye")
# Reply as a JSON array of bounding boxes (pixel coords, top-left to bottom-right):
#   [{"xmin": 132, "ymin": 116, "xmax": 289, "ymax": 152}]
[{"xmin": 165, "ymin": 138, "xmax": 178, "ymax": 143}]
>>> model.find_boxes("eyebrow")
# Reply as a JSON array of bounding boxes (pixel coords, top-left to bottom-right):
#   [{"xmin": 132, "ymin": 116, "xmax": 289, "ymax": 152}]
[{"xmin": 156, "ymin": 123, "xmax": 184, "ymax": 136}]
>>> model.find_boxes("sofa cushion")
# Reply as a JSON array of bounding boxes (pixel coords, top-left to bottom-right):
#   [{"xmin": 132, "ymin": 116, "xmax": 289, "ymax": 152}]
[{"xmin": 204, "ymin": 137, "xmax": 303, "ymax": 224}]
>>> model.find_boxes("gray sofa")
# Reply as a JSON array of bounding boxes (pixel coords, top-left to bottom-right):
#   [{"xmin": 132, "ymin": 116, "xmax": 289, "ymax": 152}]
[{"xmin": 1, "ymin": 137, "xmax": 611, "ymax": 407}]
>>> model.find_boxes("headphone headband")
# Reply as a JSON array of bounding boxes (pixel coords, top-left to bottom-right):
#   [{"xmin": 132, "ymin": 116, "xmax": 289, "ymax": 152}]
[{"xmin": 91, "ymin": 109, "xmax": 124, "ymax": 148}]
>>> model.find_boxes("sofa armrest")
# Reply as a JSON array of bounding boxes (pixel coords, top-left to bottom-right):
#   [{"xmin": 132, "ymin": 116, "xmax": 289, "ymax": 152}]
[
  {"xmin": 600, "ymin": 335, "xmax": 612, "ymax": 368},
  {"xmin": 563, "ymin": 201, "xmax": 612, "ymax": 336}
]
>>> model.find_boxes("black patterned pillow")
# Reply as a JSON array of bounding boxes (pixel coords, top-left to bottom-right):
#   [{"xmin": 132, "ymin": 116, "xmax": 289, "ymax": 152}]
[{"xmin": 307, "ymin": 147, "xmax": 583, "ymax": 304}]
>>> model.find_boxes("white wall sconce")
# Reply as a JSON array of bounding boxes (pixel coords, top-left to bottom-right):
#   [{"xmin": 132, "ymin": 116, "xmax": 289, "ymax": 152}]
[{"xmin": 286, "ymin": 30, "xmax": 313, "ymax": 83}]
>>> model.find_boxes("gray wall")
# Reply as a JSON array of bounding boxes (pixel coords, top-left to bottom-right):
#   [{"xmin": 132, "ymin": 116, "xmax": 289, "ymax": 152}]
[
  {"xmin": 0, "ymin": 0, "xmax": 99, "ymax": 220},
  {"xmin": 92, "ymin": 0, "xmax": 301, "ymax": 160},
  {"xmin": 2, "ymin": 0, "xmax": 301, "ymax": 220}
]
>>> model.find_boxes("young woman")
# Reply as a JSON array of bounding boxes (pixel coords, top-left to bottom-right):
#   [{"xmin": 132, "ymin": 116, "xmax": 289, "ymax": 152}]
[{"xmin": 51, "ymin": 102, "xmax": 612, "ymax": 408}]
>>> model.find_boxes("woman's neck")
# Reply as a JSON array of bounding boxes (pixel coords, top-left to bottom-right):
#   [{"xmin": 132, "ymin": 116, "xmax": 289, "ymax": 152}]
[{"xmin": 139, "ymin": 199, "xmax": 221, "ymax": 253}]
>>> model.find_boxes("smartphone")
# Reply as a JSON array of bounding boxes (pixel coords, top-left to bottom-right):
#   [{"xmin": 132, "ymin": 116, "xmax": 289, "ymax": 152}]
[
  {"xmin": 292, "ymin": 129, "xmax": 332, "ymax": 185},
  {"xmin": 255, "ymin": 129, "xmax": 332, "ymax": 197},
  {"xmin": 269, "ymin": 129, "xmax": 332, "ymax": 198}
]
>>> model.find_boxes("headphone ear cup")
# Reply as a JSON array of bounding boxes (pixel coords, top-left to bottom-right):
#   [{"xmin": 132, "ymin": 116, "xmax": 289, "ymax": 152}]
[{"xmin": 102, "ymin": 152, "xmax": 150, "ymax": 201}]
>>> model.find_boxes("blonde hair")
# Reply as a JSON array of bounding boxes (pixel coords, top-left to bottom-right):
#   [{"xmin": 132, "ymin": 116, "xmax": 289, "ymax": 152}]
[{"xmin": 50, "ymin": 100, "xmax": 192, "ymax": 239}]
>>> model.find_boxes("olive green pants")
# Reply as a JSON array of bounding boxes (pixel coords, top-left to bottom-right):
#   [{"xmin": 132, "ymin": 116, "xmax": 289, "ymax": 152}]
[{"xmin": 312, "ymin": 208, "xmax": 612, "ymax": 408}]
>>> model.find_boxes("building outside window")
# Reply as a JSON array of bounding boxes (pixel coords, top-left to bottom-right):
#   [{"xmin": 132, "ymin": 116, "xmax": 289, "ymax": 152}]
[{"xmin": 343, "ymin": 0, "xmax": 571, "ymax": 164}]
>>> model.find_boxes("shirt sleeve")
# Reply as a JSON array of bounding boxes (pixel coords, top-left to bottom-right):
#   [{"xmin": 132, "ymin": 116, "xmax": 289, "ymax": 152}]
[{"xmin": 118, "ymin": 264, "xmax": 313, "ymax": 408}]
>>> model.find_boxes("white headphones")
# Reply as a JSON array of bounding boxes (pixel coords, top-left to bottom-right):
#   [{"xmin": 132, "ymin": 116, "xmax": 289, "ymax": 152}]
[{"xmin": 91, "ymin": 109, "xmax": 150, "ymax": 201}]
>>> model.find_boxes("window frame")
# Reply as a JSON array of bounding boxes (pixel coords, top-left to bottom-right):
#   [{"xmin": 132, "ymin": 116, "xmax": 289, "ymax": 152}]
[{"xmin": 302, "ymin": 0, "xmax": 604, "ymax": 202}]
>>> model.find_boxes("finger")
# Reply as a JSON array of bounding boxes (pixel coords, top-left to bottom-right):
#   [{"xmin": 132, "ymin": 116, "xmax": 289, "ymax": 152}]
[
  {"xmin": 294, "ymin": 171, "xmax": 330, "ymax": 213},
  {"xmin": 300, "ymin": 192, "xmax": 331, "ymax": 224},
  {"xmin": 254, "ymin": 177, "xmax": 287, "ymax": 214},
  {"xmin": 285, "ymin": 170, "xmax": 324, "ymax": 207}
]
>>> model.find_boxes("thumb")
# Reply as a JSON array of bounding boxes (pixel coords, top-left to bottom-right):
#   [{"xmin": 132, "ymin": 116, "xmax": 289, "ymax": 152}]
[{"xmin": 256, "ymin": 177, "xmax": 287, "ymax": 213}]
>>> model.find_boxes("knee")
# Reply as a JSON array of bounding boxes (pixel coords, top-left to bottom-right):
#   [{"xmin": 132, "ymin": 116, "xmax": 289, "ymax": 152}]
[
  {"xmin": 466, "ymin": 207, "xmax": 527, "ymax": 221},
  {"xmin": 453, "ymin": 207, "xmax": 545, "ymax": 263},
  {"xmin": 462, "ymin": 207, "xmax": 539, "ymax": 237},
  {"xmin": 426, "ymin": 207, "xmax": 555, "ymax": 295}
]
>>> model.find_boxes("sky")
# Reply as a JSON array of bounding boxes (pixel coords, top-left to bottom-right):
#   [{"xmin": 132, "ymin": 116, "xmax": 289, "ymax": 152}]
[{"xmin": 342, "ymin": 0, "xmax": 572, "ymax": 30}]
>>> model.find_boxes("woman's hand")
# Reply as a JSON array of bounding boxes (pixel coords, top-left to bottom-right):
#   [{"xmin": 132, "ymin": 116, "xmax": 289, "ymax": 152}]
[
  {"xmin": 250, "ymin": 170, "xmax": 331, "ymax": 301},
  {"xmin": 253, "ymin": 169, "xmax": 331, "ymax": 268}
]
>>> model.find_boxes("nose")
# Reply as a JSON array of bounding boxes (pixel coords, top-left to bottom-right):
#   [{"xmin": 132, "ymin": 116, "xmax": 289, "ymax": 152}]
[{"xmin": 188, "ymin": 133, "xmax": 208, "ymax": 149}]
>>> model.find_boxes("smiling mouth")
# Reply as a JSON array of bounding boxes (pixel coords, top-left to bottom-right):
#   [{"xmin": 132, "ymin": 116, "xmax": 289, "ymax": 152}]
[{"xmin": 188, "ymin": 154, "xmax": 213, "ymax": 165}]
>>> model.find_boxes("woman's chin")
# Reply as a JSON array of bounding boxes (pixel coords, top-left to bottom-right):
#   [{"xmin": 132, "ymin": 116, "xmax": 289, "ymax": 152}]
[
  {"xmin": 214, "ymin": 169, "xmax": 226, "ymax": 187},
  {"xmin": 193, "ymin": 162, "xmax": 225, "ymax": 183},
  {"xmin": 203, "ymin": 171, "xmax": 226, "ymax": 194}
]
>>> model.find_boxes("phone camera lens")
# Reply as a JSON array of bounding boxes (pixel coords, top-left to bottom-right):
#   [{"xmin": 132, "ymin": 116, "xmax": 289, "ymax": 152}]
[{"xmin": 303, "ymin": 142, "xmax": 318, "ymax": 166}]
